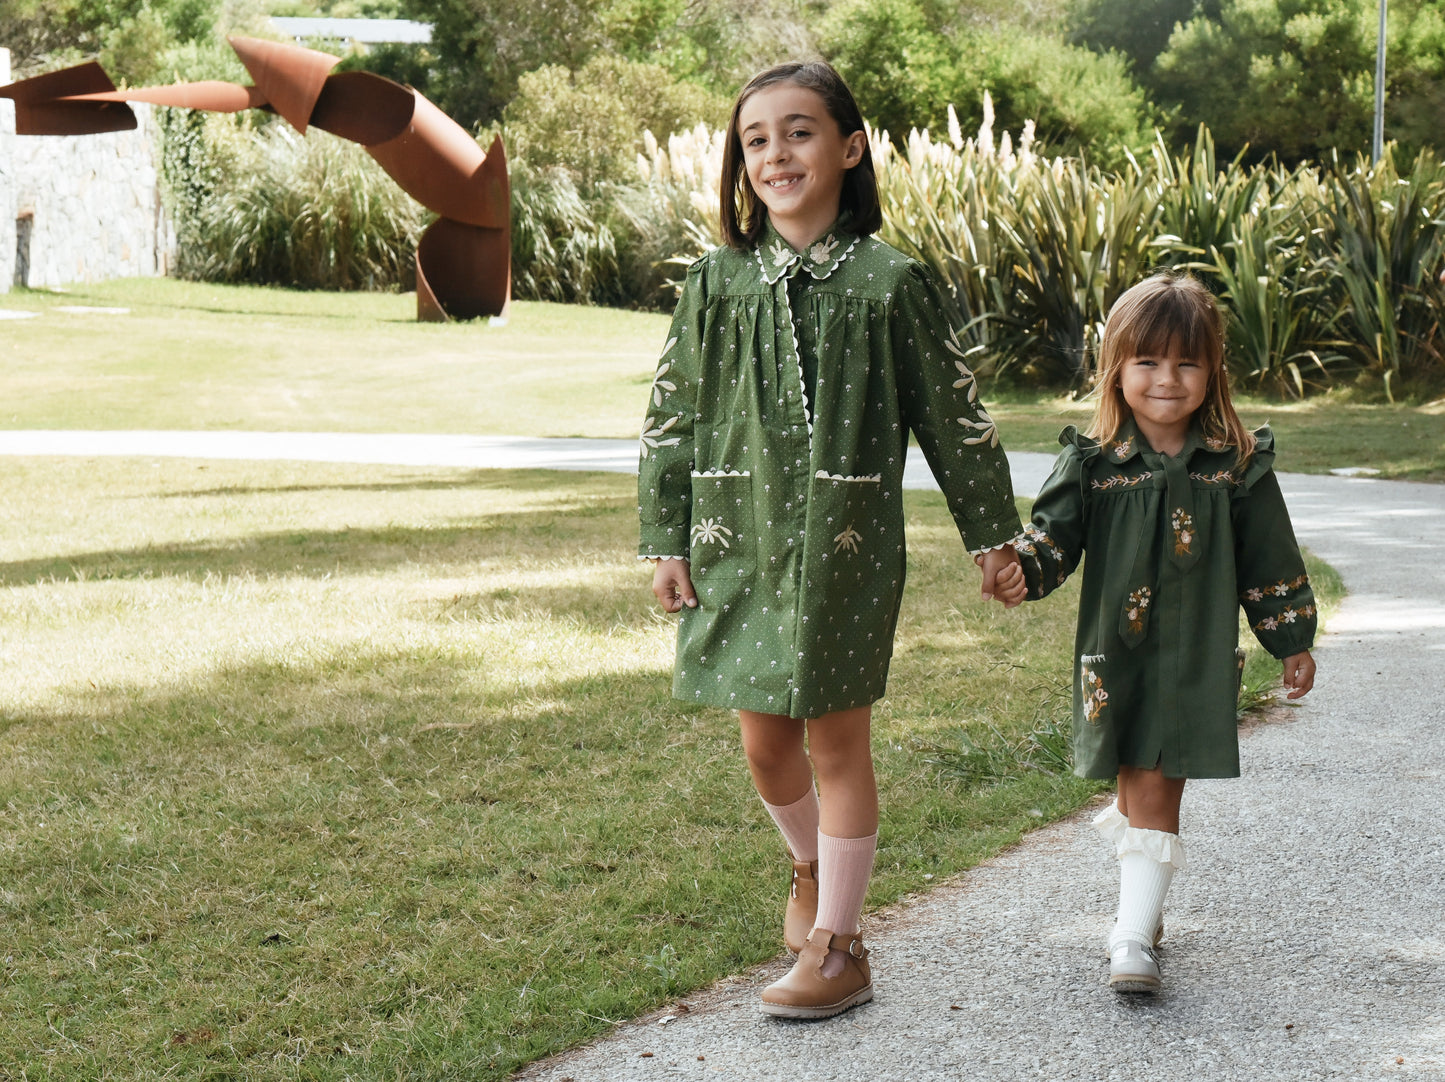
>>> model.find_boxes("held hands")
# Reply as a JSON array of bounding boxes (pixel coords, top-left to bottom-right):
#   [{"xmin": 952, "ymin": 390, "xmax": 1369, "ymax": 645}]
[
  {"xmin": 651, "ymin": 558, "xmax": 697, "ymax": 613},
  {"xmin": 1282, "ymin": 650, "xmax": 1316, "ymax": 699},
  {"xmin": 975, "ymin": 546, "xmax": 1026, "ymax": 609}
]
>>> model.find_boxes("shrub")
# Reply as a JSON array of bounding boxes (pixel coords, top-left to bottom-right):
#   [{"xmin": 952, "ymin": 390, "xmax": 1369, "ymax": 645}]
[
  {"xmin": 178, "ymin": 115, "xmax": 427, "ymax": 291},
  {"xmin": 503, "ymin": 55, "xmax": 728, "ymax": 188}
]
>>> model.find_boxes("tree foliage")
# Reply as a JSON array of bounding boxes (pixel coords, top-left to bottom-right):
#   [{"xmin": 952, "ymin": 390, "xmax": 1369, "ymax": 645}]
[
  {"xmin": 819, "ymin": 0, "xmax": 1155, "ymax": 161},
  {"xmin": 1073, "ymin": 0, "xmax": 1445, "ymax": 163}
]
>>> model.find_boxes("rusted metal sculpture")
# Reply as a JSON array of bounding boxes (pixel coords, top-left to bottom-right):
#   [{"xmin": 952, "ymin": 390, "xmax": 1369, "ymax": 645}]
[{"xmin": 0, "ymin": 37, "xmax": 510, "ymax": 321}]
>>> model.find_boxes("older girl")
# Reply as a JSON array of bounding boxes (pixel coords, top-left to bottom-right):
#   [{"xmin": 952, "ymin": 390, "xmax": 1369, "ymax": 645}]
[{"xmin": 639, "ymin": 61, "xmax": 1022, "ymax": 1018}]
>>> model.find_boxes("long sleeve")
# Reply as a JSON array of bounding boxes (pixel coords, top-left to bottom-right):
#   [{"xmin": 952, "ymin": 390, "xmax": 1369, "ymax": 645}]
[
  {"xmin": 637, "ymin": 261, "xmax": 705, "ymax": 558},
  {"xmin": 892, "ymin": 262, "xmax": 1021, "ymax": 553},
  {"xmin": 1232, "ymin": 444, "xmax": 1316, "ymax": 659},
  {"xmin": 1013, "ymin": 442, "xmax": 1087, "ymax": 600}
]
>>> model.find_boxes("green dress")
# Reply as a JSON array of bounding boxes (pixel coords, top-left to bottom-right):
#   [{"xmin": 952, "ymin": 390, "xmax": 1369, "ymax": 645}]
[
  {"xmin": 1014, "ymin": 420, "xmax": 1317, "ymax": 779},
  {"xmin": 638, "ymin": 223, "xmax": 1021, "ymax": 719}
]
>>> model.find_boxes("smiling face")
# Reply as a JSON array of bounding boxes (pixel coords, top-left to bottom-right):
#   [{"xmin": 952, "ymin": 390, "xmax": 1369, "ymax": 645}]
[
  {"xmin": 736, "ymin": 82, "xmax": 865, "ymax": 252},
  {"xmin": 1118, "ymin": 348, "xmax": 1211, "ymax": 456}
]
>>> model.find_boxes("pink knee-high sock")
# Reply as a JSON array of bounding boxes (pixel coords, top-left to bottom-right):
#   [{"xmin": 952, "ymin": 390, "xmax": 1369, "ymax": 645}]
[
  {"xmin": 761, "ymin": 787, "xmax": 820, "ymax": 863},
  {"xmin": 813, "ymin": 830, "xmax": 877, "ymax": 937}
]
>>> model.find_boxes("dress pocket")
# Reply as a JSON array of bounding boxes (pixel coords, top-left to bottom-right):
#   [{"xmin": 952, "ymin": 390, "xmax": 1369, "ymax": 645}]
[
  {"xmin": 690, "ymin": 471, "xmax": 756, "ymax": 580},
  {"xmin": 813, "ymin": 472, "xmax": 882, "ymax": 561}
]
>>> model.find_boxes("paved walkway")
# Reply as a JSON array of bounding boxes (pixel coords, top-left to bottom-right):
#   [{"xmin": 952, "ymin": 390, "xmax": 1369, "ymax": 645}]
[{"xmin": 4, "ymin": 432, "xmax": 1443, "ymax": 1079}]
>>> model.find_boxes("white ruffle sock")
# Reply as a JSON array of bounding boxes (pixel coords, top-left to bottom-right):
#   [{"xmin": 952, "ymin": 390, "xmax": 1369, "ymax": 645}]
[
  {"xmin": 1108, "ymin": 827, "xmax": 1186, "ymax": 952},
  {"xmin": 1091, "ymin": 800, "xmax": 1128, "ymax": 846}
]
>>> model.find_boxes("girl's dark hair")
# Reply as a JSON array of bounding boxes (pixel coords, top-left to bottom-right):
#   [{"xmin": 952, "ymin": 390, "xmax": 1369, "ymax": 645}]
[{"xmin": 719, "ymin": 61, "xmax": 882, "ymax": 250}]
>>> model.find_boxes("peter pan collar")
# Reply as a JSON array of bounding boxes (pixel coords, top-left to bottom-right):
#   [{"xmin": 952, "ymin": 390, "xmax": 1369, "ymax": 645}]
[{"xmin": 756, "ymin": 221, "xmax": 860, "ymax": 284}]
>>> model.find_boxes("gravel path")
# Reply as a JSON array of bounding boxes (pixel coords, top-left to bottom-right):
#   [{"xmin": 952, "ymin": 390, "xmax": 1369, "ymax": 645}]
[{"xmin": 3, "ymin": 432, "xmax": 1441, "ymax": 1079}]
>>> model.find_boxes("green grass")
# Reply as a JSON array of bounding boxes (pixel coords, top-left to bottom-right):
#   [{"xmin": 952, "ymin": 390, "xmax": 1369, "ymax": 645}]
[
  {"xmin": 5, "ymin": 279, "xmax": 1445, "ymax": 480},
  {"xmin": 1, "ymin": 457, "xmax": 1115, "ymax": 1079},
  {"xmin": 0, "ymin": 280, "xmax": 666, "ymax": 438},
  {"xmin": 0, "ymin": 279, "xmax": 1366, "ymax": 1076}
]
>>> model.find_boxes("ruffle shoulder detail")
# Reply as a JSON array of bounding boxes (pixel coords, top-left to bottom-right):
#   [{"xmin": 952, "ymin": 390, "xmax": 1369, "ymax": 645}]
[
  {"xmin": 1239, "ymin": 424, "xmax": 1277, "ymax": 492},
  {"xmin": 1057, "ymin": 425, "xmax": 1105, "ymax": 463}
]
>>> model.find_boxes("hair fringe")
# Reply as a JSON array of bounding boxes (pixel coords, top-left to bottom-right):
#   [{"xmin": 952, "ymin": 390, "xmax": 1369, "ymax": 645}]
[{"xmin": 1087, "ymin": 272, "xmax": 1256, "ymax": 468}]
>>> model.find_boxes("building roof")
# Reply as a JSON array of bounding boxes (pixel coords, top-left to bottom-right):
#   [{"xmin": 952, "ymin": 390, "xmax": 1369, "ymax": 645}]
[{"xmin": 268, "ymin": 17, "xmax": 433, "ymax": 45}]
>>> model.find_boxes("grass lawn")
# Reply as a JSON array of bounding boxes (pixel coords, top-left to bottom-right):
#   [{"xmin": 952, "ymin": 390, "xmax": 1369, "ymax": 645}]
[
  {"xmin": 4, "ymin": 279, "xmax": 1444, "ymax": 481},
  {"xmin": 0, "ymin": 279, "xmax": 1359, "ymax": 1076},
  {"xmin": 0, "ymin": 455, "xmax": 1337, "ymax": 1079}
]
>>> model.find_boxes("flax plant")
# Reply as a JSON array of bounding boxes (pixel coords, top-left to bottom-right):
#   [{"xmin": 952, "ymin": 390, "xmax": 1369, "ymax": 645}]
[{"xmin": 1314, "ymin": 149, "xmax": 1445, "ymax": 398}]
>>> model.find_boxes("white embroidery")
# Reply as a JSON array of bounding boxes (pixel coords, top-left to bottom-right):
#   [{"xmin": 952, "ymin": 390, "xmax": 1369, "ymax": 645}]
[
  {"xmin": 809, "ymin": 234, "xmax": 839, "ymax": 264},
  {"xmin": 640, "ymin": 414, "xmax": 683, "ymax": 458},
  {"xmin": 691, "ymin": 518, "xmax": 734, "ymax": 548}
]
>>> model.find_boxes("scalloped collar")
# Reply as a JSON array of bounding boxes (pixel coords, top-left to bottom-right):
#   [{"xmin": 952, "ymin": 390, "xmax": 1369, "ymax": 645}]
[{"xmin": 756, "ymin": 221, "xmax": 860, "ymax": 284}]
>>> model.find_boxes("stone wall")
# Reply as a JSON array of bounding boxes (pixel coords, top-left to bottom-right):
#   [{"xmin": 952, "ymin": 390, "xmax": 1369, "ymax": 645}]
[{"xmin": 0, "ymin": 47, "xmax": 176, "ymax": 292}]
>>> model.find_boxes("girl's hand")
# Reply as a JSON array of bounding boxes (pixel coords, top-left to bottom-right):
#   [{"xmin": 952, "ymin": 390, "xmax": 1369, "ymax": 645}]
[
  {"xmin": 1282, "ymin": 650, "xmax": 1316, "ymax": 699},
  {"xmin": 975, "ymin": 547, "xmax": 1025, "ymax": 609},
  {"xmin": 651, "ymin": 558, "xmax": 697, "ymax": 613}
]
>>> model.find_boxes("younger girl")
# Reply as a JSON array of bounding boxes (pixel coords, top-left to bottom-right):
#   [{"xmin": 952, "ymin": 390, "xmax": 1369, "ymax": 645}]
[
  {"xmin": 993, "ymin": 272, "xmax": 1317, "ymax": 993},
  {"xmin": 639, "ymin": 61, "xmax": 1022, "ymax": 1018}
]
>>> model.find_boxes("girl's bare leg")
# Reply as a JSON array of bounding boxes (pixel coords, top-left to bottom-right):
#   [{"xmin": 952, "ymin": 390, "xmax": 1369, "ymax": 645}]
[
  {"xmin": 739, "ymin": 710, "xmax": 812, "ymax": 805},
  {"xmin": 806, "ymin": 705, "xmax": 879, "ymax": 837},
  {"xmin": 1116, "ymin": 764, "xmax": 1185, "ymax": 833}
]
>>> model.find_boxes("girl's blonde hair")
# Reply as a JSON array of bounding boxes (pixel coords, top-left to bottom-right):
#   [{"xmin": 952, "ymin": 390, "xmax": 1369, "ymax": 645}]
[{"xmin": 1087, "ymin": 272, "xmax": 1255, "ymax": 466}]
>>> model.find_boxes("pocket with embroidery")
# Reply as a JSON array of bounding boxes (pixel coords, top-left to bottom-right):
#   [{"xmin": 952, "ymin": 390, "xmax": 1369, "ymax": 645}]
[
  {"xmin": 814, "ymin": 472, "xmax": 881, "ymax": 559},
  {"xmin": 690, "ymin": 471, "xmax": 756, "ymax": 579}
]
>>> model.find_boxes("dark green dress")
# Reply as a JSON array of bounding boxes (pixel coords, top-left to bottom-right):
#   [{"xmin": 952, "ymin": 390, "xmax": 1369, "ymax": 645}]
[
  {"xmin": 1014, "ymin": 420, "xmax": 1317, "ymax": 779},
  {"xmin": 638, "ymin": 223, "xmax": 1021, "ymax": 718}
]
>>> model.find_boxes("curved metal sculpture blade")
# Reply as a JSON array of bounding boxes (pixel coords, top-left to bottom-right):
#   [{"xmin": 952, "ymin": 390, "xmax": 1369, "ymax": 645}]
[{"xmin": 0, "ymin": 37, "xmax": 510, "ymax": 321}]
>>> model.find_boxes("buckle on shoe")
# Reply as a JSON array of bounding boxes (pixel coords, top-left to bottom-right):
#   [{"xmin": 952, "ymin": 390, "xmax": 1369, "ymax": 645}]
[{"xmin": 847, "ymin": 938, "xmax": 866, "ymax": 959}]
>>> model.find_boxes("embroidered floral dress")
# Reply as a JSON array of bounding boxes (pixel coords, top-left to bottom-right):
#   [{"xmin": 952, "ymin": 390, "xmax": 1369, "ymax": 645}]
[
  {"xmin": 638, "ymin": 224, "xmax": 1020, "ymax": 718},
  {"xmin": 1014, "ymin": 420, "xmax": 1317, "ymax": 779}
]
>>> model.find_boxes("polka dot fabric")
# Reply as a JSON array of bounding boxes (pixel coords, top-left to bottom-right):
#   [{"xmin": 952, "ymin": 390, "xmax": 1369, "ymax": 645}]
[{"xmin": 639, "ymin": 223, "xmax": 1020, "ymax": 718}]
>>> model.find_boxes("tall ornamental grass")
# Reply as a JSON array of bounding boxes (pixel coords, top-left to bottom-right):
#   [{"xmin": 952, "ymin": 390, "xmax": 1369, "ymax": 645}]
[{"xmin": 181, "ymin": 115, "xmax": 427, "ymax": 291}]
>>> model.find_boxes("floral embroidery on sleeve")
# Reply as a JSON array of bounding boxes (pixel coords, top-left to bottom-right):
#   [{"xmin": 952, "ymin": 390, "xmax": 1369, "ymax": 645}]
[
  {"xmin": 1252, "ymin": 602, "xmax": 1317, "ymax": 632},
  {"xmin": 1241, "ymin": 573, "xmax": 1310, "ymax": 603}
]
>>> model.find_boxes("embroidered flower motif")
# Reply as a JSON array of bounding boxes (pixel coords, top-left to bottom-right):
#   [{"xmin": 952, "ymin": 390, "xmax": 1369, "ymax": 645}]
[
  {"xmin": 651, "ymin": 357, "xmax": 677, "ymax": 407},
  {"xmin": 691, "ymin": 518, "xmax": 733, "ymax": 548},
  {"xmin": 1250, "ymin": 601, "xmax": 1316, "ymax": 633},
  {"xmin": 1081, "ymin": 665, "xmax": 1109, "ymax": 724},
  {"xmin": 957, "ymin": 407, "xmax": 999, "ymax": 447},
  {"xmin": 834, "ymin": 524, "xmax": 863, "ymax": 554},
  {"xmin": 1204, "ymin": 435, "xmax": 1229, "ymax": 452},
  {"xmin": 1240, "ymin": 573, "xmax": 1309, "ymax": 604},
  {"xmin": 1171, "ymin": 508, "xmax": 1195, "ymax": 556},
  {"xmin": 1125, "ymin": 587, "xmax": 1152, "ymax": 634},
  {"xmin": 639, "ymin": 414, "xmax": 683, "ymax": 458},
  {"xmin": 1091, "ymin": 472, "xmax": 1152, "ymax": 491},
  {"xmin": 809, "ymin": 234, "xmax": 839, "ymax": 264},
  {"xmin": 769, "ymin": 239, "xmax": 794, "ymax": 268},
  {"xmin": 1108, "ymin": 437, "xmax": 1134, "ymax": 460}
]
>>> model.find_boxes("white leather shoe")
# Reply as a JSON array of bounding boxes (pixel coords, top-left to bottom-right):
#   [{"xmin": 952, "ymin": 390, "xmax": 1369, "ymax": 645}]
[{"xmin": 1108, "ymin": 940, "xmax": 1161, "ymax": 993}]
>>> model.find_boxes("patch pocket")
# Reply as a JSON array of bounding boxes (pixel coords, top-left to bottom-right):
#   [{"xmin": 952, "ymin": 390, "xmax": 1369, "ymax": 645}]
[
  {"xmin": 690, "ymin": 471, "xmax": 756, "ymax": 579},
  {"xmin": 1079, "ymin": 653, "xmax": 1110, "ymax": 727},
  {"xmin": 814, "ymin": 472, "xmax": 882, "ymax": 559}
]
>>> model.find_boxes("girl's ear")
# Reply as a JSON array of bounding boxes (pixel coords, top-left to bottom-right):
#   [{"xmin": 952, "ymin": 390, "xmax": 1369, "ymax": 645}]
[{"xmin": 842, "ymin": 129, "xmax": 867, "ymax": 168}]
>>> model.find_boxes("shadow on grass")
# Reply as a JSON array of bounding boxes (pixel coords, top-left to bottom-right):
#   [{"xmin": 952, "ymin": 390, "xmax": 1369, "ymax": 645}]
[{"xmin": 0, "ymin": 501, "xmax": 636, "ymax": 588}]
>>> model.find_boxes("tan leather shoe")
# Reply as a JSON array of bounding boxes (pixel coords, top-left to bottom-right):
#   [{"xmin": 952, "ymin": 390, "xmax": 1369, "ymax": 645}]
[
  {"xmin": 784, "ymin": 857, "xmax": 818, "ymax": 956},
  {"xmin": 760, "ymin": 927, "xmax": 872, "ymax": 1019}
]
